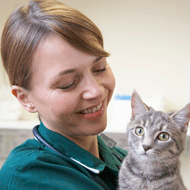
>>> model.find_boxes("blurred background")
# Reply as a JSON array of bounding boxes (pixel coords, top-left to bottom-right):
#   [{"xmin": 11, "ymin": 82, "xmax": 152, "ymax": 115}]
[{"xmin": 0, "ymin": 0, "xmax": 190, "ymax": 188}]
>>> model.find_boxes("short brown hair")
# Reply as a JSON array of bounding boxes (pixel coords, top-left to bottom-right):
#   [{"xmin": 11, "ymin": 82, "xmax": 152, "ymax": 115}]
[{"xmin": 1, "ymin": 0, "xmax": 110, "ymax": 90}]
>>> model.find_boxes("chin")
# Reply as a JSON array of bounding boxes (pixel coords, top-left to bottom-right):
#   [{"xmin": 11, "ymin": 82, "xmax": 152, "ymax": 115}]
[
  {"xmin": 97, "ymin": 126, "xmax": 107, "ymax": 135},
  {"xmin": 88, "ymin": 124, "xmax": 107, "ymax": 136}
]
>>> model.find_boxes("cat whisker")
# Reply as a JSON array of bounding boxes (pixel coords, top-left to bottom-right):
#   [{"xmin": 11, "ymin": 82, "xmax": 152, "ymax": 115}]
[{"xmin": 119, "ymin": 91, "xmax": 189, "ymax": 189}]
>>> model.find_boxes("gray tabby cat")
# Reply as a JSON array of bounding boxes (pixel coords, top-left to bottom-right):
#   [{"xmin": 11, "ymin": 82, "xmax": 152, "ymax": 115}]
[{"xmin": 118, "ymin": 91, "xmax": 189, "ymax": 190}]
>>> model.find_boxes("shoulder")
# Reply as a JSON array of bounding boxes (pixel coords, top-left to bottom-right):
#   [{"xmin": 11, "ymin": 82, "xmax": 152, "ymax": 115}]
[
  {"xmin": 112, "ymin": 146, "xmax": 128, "ymax": 161},
  {"xmin": 114, "ymin": 146, "xmax": 128, "ymax": 156},
  {"xmin": 0, "ymin": 139, "xmax": 102, "ymax": 190},
  {"xmin": 97, "ymin": 134, "xmax": 128, "ymax": 163}
]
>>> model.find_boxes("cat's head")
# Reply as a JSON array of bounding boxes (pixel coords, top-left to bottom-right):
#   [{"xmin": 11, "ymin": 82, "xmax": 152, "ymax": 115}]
[{"xmin": 127, "ymin": 90, "xmax": 190, "ymax": 161}]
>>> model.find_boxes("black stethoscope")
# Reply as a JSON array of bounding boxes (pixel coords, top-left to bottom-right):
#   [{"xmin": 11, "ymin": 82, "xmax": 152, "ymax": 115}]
[{"xmin": 33, "ymin": 125, "xmax": 113, "ymax": 190}]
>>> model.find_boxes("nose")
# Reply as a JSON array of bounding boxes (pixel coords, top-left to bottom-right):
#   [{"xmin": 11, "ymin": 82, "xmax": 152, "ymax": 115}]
[
  {"xmin": 142, "ymin": 145, "xmax": 152, "ymax": 152},
  {"xmin": 82, "ymin": 75, "xmax": 104, "ymax": 100}
]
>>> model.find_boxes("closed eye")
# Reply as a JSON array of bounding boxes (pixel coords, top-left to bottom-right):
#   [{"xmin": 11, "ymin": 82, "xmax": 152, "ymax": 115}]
[
  {"xmin": 58, "ymin": 80, "xmax": 77, "ymax": 90},
  {"xmin": 93, "ymin": 67, "xmax": 107, "ymax": 73}
]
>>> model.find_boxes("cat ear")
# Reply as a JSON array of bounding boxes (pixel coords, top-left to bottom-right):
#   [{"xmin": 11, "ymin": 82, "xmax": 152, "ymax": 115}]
[
  {"xmin": 170, "ymin": 103, "xmax": 190, "ymax": 132},
  {"xmin": 131, "ymin": 90, "xmax": 149, "ymax": 119}
]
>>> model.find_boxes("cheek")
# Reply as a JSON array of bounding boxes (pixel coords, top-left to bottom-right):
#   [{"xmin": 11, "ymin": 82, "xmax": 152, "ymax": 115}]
[
  {"xmin": 128, "ymin": 132, "xmax": 142, "ymax": 149},
  {"xmin": 49, "ymin": 93, "xmax": 78, "ymax": 115},
  {"xmin": 105, "ymin": 70, "xmax": 116, "ymax": 101},
  {"xmin": 108, "ymin": 69, "xmax": 116, "ymax": 90},
  {"xmin": 158, "ymin": 140, "xmax": 179, "ymax": 155}
]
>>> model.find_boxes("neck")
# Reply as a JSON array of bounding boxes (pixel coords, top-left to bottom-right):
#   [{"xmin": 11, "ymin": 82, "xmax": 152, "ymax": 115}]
[
  {"xmin": 42, "ymin": 121, "xmax": 100, "ymax": 159},
  {"xmin": 64, "ymin": 134, "xmax": 100, "ymax": 159}
]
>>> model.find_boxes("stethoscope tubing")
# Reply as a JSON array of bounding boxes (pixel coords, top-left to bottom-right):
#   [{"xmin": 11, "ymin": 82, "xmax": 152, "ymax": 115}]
[
  {"xmin": 33, "ymin": 125, "xmax": 110, "ymax": 190},
  {"xmin": 33, "ymin": 125, "xmax": 64, "ymax": 157}
]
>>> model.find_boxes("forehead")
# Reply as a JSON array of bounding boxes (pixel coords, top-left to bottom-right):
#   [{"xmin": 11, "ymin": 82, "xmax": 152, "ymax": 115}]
[
  {"xmin": 133, "ymin": 111, "xmax": 171, "ymax": 130},
  {"xmin": 32, "ymin": 35, "xmax": 91, "ymax": 67},
  {"xmin": 30, "ymin": 35, "xmax": 99, "ymax": 84}
]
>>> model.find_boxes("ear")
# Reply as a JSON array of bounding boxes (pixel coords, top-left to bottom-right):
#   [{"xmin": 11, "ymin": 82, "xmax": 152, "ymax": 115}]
[
  {"xmin": 131, "ymin": 90, "xmax": 149, "ymax": 119},
  {"xmin": 170, "ymin": 103, "xmax": 190, "ymax": 133},
  {"xmin": 11, "ymin": 85, "xmax": 37, "ymax": 113}
]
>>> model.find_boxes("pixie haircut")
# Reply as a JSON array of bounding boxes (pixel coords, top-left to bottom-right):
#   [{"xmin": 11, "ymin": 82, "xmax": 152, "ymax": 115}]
[{"xmin": 1, "ymin": 0, "xmax": 110, "ymax": 90}]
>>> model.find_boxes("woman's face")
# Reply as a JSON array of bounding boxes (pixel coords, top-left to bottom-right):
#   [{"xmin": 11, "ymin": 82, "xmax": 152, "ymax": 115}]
[{"xmin": 28, "ymin": 35, "xmax": 115, "ymax": 138}]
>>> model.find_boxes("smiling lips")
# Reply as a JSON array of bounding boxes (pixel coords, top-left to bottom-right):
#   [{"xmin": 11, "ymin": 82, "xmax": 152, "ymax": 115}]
[{"xmin": 77, "ymin": 102, "xmax": 103, "ymax": 115}]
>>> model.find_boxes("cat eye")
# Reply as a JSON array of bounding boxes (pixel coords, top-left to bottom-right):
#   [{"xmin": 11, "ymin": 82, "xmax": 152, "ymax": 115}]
[
  {"xmin": 135, "ymin": 127, "xmax": 145, "ymax": 136},
  {"xmin": 157, "ymin": 132, "xmax": 170, "ymax": 141}
]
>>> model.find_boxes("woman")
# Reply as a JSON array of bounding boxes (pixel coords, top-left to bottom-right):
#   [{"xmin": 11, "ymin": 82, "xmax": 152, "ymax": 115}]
[{"xmin": 0, "ymin": 0, "xmax": 127, "ymax": 189}]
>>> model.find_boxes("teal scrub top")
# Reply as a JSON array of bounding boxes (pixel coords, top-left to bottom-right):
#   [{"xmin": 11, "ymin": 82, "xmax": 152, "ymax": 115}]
[{"xmin": 0, "ymin": 122, "xmax": 128, "ymax": 190}]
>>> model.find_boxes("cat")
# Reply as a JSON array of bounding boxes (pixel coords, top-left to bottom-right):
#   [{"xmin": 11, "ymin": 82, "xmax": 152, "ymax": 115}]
[{"xmin": 118, "ymin": 90, "xmax": 189, "ymax": 190}]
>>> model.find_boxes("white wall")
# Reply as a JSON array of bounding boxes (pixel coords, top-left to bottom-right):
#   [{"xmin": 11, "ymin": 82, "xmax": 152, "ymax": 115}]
[
  {"xmin": 61, "ymin": 0, "xmax": 190, "ymax": 111},
  {"xmin": 0, "ymin": 0, "xmax": 190, "ymax": 119}
]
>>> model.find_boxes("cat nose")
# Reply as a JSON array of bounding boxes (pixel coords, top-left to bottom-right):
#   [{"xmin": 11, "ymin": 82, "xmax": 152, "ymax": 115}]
[{"xmin": 142, "ymin": 145, "xmax": 152, "ymax": 152}]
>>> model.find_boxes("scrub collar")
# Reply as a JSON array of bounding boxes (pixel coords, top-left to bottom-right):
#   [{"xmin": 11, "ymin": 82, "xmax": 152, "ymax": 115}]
[{"xmin": 38, "ymin": 122, "xmax": 119, "ymax": 174}]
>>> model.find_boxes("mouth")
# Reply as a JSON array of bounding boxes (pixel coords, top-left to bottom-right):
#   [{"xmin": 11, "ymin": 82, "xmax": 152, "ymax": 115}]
[{"xmin": 76, "ymin": 102, "xmax": 103, "ymax": 115}]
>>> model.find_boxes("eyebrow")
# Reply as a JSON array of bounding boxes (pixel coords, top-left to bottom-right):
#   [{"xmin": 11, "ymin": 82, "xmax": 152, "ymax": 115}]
[{"xmin": 58, "ymin": 56, "xmax": 103, "ymax": 76}]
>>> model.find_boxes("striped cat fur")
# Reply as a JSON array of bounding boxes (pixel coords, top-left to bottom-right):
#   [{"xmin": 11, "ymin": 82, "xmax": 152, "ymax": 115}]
[{"xmin": 118, "ymin": 91, "xmax": 189, "ymax": 190}]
